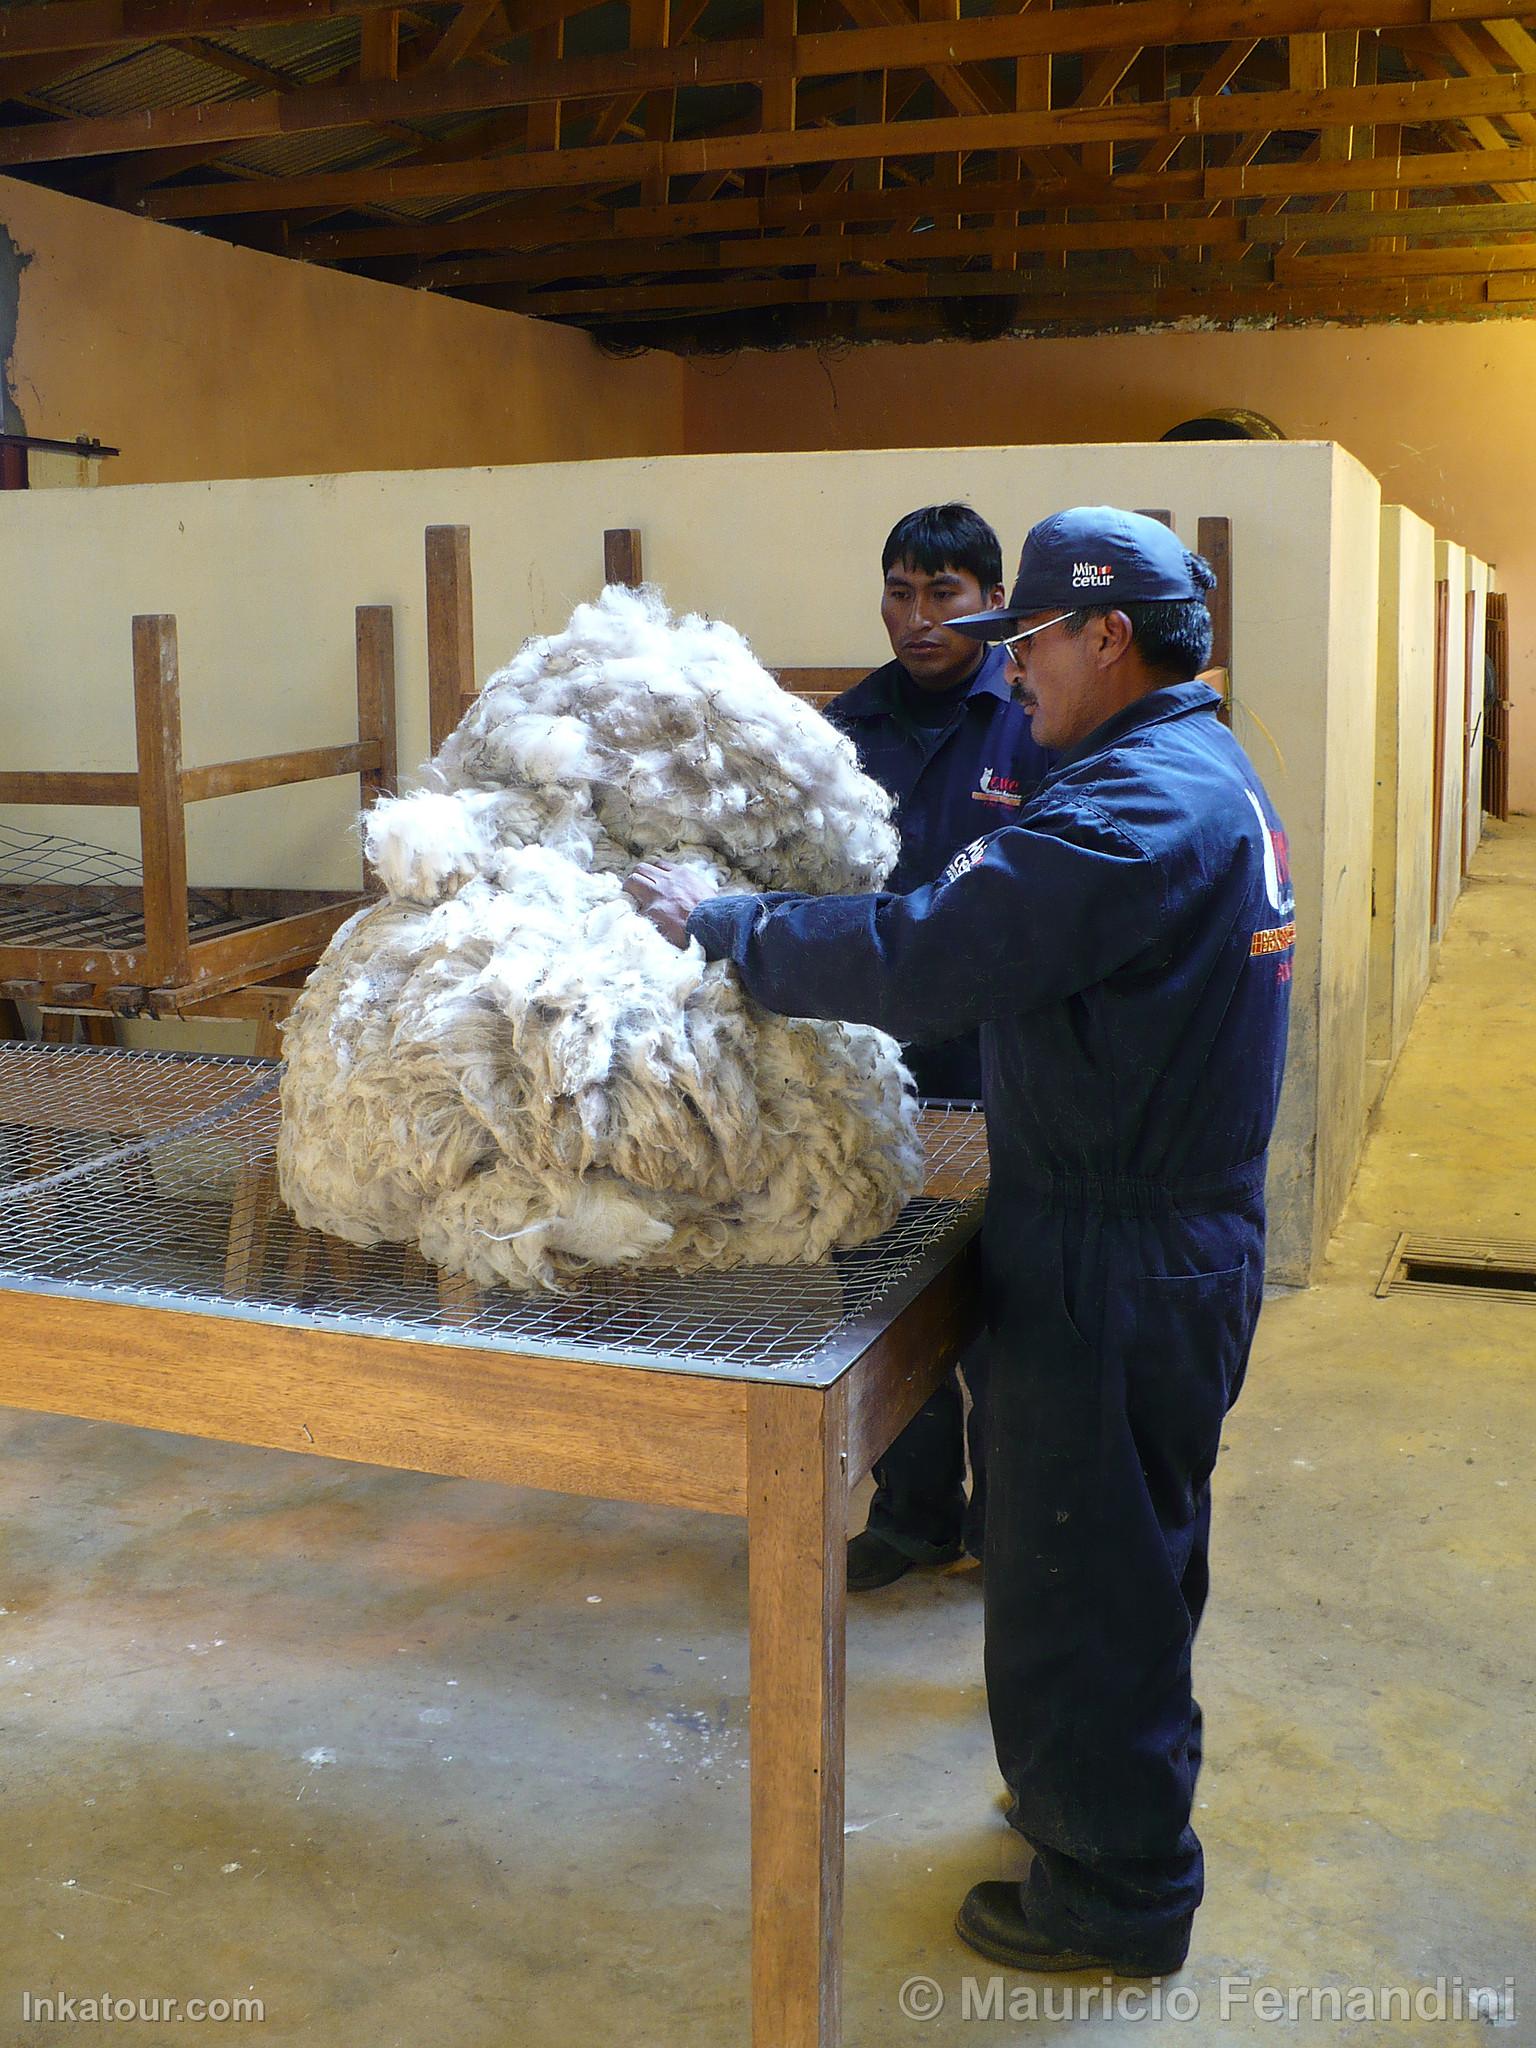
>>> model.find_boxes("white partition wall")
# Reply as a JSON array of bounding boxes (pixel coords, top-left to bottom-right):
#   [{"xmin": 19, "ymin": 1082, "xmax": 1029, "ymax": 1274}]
[
  {"xmin": 1369, "ymin": 506, "xmax": 1438, "ymax": 1093},
  {"xmin": 1464, "ymin": 555, "xmax": 1491, "ymax": 876},
  {"xmin": 0, "ymin": 441, "xmax": 1382, "ymax": 1282},
  {"xmin": 1433, "ymin": 538, "xmax": 1469, "ymax": 942}
]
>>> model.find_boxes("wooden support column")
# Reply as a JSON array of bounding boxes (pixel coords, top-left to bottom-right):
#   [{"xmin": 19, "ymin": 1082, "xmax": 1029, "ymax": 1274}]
[
  {"xmin": 603, "ymin": 527, "xmax": 644, "ymax": 588},
  {"xmin": 355, "ymin": 603, "xmax": 398, "ymax": 888},
  {"xmin": 1198, "ymin": 515, "xmax": 1232, "ymax": 670},
  {"xmin": 359, "ymin": 8, "xmax": 399, "ymax": 80},
  {"xmin": 1198, "ymin": 514, "xmax": 1233, "ymax": 725},
  {"xmin": 849, "ymin": 66, "xmax": 886, "ymax": 194},
  {"xmin": 425, "ymin": 524, "xmax": 475, "ymax": 755},
  {"xmin": 919, "ymin": 0, "xmax": 962, "ymax": 221},
  {"xmin": 747, "ymin": 1379, "xmax": 847, "ymax": 2048},
  {"xmin": 526, "ymin": 20, "xmax": 563, "ymax": 150},
  {"xmin": 1002, "ymin": 1, "xmax": 1052, "ymax": 271},
  {"xmin": 632, "ymin": 0, "xmax": 674, "ymax": 207},
  {"xmin": 762, "ymin": 0, "xmax": 795, "ymax": 134},
  {"xmin": 132, "ymin": 614, "xmax": 191, "ymax": 989}
]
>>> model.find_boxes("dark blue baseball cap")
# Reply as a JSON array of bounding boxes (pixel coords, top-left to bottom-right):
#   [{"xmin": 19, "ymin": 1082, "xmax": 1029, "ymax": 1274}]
[{"xmin": 948, "ymin": 505, "xmax": 1204, "ymax": 637}]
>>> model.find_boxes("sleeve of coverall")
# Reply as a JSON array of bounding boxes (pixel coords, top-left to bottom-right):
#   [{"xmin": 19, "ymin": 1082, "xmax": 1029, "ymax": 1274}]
[{"xmin": 686, "ymin": 802, "xmax": 1172, "ymax": 1045}]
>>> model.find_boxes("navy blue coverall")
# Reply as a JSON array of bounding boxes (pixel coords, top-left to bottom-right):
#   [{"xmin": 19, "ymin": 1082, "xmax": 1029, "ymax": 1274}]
[
  {"xmin": 690, "ymin": 681, "xmax": 1293, "ymax": 1958},
  {"xmin": 828, "ymin": 644, "xmax": 1052, "ymax": 1561}
]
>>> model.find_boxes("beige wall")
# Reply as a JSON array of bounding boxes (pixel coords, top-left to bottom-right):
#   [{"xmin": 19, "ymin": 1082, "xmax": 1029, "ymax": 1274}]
[
  {"xmin": 683, "ymin": 319, "xmax": 1536, "ymax": 808},
  {"xmin": 0, "ymin": 176, "xmax": 684, "ymax": 485},
  {"xmin": 0, "ymin": 442, "xmax": 1380, "ymax": 1280}
]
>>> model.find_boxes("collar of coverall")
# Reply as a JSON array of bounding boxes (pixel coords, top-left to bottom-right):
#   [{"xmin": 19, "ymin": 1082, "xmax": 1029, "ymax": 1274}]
[
  {"xmin": 1043, "ymin": 679, "xmax": 1223, "ymax": 778},
  {"xmin": 838, "ymin": 640, "xmax": 1013, "ymax": 723}
]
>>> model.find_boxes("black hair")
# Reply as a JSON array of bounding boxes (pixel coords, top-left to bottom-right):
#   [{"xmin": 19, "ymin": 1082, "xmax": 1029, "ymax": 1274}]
[
  {"xmin": 882, "ymin": 503, "xmax": 1003, "ymax": 591},
  {"xmin": 1062, "ymin": 551, "xmax": 1217, "ymax": 680}
]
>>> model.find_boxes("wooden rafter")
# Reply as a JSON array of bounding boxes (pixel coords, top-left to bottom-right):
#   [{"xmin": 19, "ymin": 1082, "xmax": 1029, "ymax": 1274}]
[
  {"xmin": 293, "ymin": 138, "xmax": 1536, "ymax": 265},
  {"xmin": 413, "ymin": 193, "xmax": 1536, "ymax": 295},
  {"xmin": 8, "ymin": 0, "xmax": 1536, "ymax": 342},
  {"xmin": 119, "ymin": 72, "xmax": 1536, "ymax": 220},
  {"xmin": 7, "ymin": 0, "xmax": 1536, "ymax": 169}
]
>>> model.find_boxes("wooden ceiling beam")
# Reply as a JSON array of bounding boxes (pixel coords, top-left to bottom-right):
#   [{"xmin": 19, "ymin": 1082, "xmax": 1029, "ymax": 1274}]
[
  {"xmin": 1275, "ymin": 236, "xmax": 1536, "ymax": 278},
  {"xmin": 416, "ymin": 1, "xmax": 507, "ymax": 72},
  {"xmin": 419, "ymin": 193, "xmax": 1536, "ymax": 285},
  {"xmin": 1126, "ymin": 37, "xmax": 1258, "ymax": 173},
  {"xmin": 8, "ymin": 0, "xmax": 1536, "ymax": 166},
  {"xmin": 0, "ymin": 1, "xmax": 411, "ymax": 60},
  {"xmin": 292, "ymin": 139, "xmax": 1536, "ymax": 259},
  {"xmin": 1210, "ymin": 135, "xmax": 1536, "ymax": 195},
  {"xmin": 1483, "ymin": 18, "xmax": 1536, "ymax": 72},
  {"xmin": 131, "ymin": 71, "xmax": 1536, "ymax": 216},
  {"xmin": 492, "ymin": 253, "xmax": 1498, "ymax": 314},
  {"xmin": 1392, "ymin": 30, "xmax": 1536, "ymax": 197},
  {"xmin": 422, "ymin": 210, "xmax": 1259, "ymax": 284}
]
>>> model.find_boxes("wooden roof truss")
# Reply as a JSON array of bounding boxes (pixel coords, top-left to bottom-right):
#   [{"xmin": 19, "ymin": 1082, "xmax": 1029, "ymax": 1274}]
[{"xmin": 3, "ymin": 0, "xmax": 1536, "ymax": 344}]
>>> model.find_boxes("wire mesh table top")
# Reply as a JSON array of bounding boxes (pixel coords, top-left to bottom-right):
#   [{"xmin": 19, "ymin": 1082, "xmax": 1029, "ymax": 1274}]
[{"xmin": 0, "ymin": 1042, "xmax": 988, "ymax": 1387}]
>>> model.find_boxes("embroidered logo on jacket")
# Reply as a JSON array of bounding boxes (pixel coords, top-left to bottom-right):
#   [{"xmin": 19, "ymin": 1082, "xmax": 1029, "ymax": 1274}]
[
  {"xmin": 943, "ymin": 836, "xmax": 991, "ymax": 884},
  {"xmin": 1244, "ymin": 787, "xmax": 1295, "ymax": 966},
  {"xmin": 972, "ymin": 766, "xmax": 1024, "ymax": 808},
  {"xmin": 1071, "ymin": 561, "xmax": 1115, "ymax": 588}
]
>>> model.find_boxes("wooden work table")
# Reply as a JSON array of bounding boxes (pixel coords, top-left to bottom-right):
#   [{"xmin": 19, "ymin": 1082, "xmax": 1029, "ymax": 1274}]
[{"xmin": 0, "ymin": 1042, "xmax": 986, "ymax": 2048}]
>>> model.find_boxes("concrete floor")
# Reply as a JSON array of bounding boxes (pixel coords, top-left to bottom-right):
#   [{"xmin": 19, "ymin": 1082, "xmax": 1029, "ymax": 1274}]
[{"xmin": 2, "ymin": 825, "xmax": 1533, "ymax": 2046}]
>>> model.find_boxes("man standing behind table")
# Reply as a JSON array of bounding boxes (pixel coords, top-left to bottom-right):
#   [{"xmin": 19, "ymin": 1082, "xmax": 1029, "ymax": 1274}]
[
  {"xmin": 625, "ymin": 508, "xmax": 1292, "ymax": 1977},
  {"xmin": 829, "ymin": 503, "xmax": 1053, "ymax": 1593}
]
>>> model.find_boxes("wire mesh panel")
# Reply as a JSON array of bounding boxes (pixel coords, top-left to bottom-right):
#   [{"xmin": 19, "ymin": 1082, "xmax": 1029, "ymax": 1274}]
[
  {"xmin": 0, "ymin": 1041, "xmax": 277, "ymax": 1196},
  {"xmin": 0, "ymin": 1046, "xmax": 987, "ymax": 1386}
]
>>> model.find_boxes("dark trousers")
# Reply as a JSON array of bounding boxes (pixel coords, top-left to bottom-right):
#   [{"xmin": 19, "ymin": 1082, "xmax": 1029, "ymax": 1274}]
[
  {"xmin": 979, "ymin": 1175, "xmax": 1265, "ymax": 1962},
  {"xmin": 863, "ymin": 1347, "xmax": 988, "ymax": 1561}
]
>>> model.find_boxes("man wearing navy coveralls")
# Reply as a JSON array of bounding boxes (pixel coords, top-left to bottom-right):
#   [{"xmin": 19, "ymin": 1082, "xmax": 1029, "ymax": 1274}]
[
  {"xmin": 831, "ymin": 504, "xmax": 1053, "ymax": 1592},
  {"xmin": 626, "ymin": 507, "xmax": 1293, "ymax": 1978}
]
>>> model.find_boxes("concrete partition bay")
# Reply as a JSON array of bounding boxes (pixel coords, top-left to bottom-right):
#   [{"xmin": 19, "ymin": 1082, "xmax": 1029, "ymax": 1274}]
[{"xmin": 0, "ymin": 440, "xmax": 1382, "ymax": 1284}]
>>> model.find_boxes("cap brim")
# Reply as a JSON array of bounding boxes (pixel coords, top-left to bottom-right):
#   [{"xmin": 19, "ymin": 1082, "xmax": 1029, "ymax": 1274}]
[{"xmin": 944, "ymin": 606, "xmax": 1024, "ymax": 641}]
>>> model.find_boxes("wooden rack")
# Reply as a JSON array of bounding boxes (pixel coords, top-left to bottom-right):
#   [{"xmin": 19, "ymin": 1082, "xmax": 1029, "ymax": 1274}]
[
  {"xmin": 422, "ymin": 515, "xmax": 1233, "ymax": 743},
  {"xmin": 0, "ymin": 605, "xmax": 396, "ymax": 1021}
]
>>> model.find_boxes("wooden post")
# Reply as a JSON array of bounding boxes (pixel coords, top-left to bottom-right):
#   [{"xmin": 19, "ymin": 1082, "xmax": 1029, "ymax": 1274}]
[
  {"xmin": 1430, "ymin": 578, "xmax": 1449, "ymax": 932},
  {"xmin": 132, "ymin": 614, "xmax": 191, "ymax": 989},
  {"xmin": 747, "ymin": 1379, "xmax": 847, "ymax": 2048},
  {"xmin": 426, "ymin": 525, "xmax": 475, "ymax": 755},
  {"xmin": 603, "ymin": 528, "xmax": 644, "ymax": 589},
  {"xmin": 1197, "ymin": 515, "xmax": 1232, "ymax": 674},
  {"xmin": 1136, "ymin": 508, "xmax": 1174, "ymax": 528},
  {"xmin": 1462, "ymin": 585, "xmax": 1477, "ymax": 876},
  {"xmin": 356, "ymin": 603, "xmax": 398, "ymax": 890}
]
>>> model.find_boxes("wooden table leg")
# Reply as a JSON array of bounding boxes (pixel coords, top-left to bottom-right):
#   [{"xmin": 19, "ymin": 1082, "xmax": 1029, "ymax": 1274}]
[{"xmin": 747, "ymin": 1378, "xmax": 849, "ymax": 2048}]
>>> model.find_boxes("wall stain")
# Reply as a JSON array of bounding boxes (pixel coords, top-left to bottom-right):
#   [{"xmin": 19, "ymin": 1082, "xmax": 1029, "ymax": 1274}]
[{"xmin": 0, "ymin": 221, "xmax": 33, "ymax": 434}]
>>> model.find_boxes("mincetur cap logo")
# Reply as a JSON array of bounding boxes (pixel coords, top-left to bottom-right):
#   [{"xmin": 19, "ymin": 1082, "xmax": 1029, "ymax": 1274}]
[{"xmin": 1071, "ymin": 561, "xmax": 1115, "ymax": 587}]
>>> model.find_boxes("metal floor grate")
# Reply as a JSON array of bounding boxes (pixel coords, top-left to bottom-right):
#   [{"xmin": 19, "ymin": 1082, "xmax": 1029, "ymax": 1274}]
[
  {"xmin": 0, "ymin": 1045, "xmax": 988, "ymax": 1387},
  {"xmin": 0, "ymin": 1041, "xmax": 277, "ymax": 1194},
  {"xmin": 1376, "ymin": 1232, "xmax": 1536, "ymax": 1303}
]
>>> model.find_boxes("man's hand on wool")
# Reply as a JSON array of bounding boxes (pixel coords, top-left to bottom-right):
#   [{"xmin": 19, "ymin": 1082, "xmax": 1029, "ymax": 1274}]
[{"xmin": 623, "ymin": 862, "xmax": 719, "ymax": 948}]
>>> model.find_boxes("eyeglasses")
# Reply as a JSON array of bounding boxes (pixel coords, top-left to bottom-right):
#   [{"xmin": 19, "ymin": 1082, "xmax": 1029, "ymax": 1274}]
[{"xmin": 997, "ymin": 611, "xmax": 1077, "ymax": 656}]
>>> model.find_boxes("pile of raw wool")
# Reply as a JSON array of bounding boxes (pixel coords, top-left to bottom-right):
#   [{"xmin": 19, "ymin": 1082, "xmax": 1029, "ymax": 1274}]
[{"xmin": 277, "ymin": 583, "xmax": 925, "ymax": 1291}]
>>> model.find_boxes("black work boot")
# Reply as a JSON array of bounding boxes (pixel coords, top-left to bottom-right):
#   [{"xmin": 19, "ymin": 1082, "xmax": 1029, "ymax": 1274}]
[
  {"xmin": 956, "ymin": 1882, "xmax": 1189, "ymax": 1977},
  {"xmin": 846, "ymin": 1529, "xmax": 962, "ymax": 1591}
]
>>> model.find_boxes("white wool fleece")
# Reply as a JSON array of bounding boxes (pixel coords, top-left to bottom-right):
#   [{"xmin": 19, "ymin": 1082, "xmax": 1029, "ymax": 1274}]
[{"xmin": 278, "ymin": 583, "xmax": 924, "ymax": 1290}]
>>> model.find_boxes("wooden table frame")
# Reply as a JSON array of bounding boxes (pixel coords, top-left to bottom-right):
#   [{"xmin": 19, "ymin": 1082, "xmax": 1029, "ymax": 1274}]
[
  {"xmin": 0, "ymin": 605, "xmax": 395, "ymax": 1018},
  {"xmin": 0, "ymin": 1215, "xmax": 980, "ymax": 2048}
]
